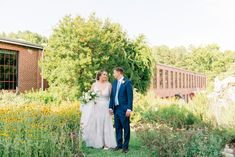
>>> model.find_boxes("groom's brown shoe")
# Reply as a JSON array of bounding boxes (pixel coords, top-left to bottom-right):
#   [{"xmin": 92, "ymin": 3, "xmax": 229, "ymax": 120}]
[{"xmin": 122, "ymin": 149, "xmax": 129, "ymax": 153}]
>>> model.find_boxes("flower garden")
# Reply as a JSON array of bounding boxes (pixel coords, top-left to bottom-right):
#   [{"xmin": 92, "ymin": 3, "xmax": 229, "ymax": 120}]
[
  {"xmin": 0, "ymin": 94, "xmax": 81, "ymax": 157},
  {"xmin": 0, "ymin": 89, "xmax": 234, "ymax": 157}
]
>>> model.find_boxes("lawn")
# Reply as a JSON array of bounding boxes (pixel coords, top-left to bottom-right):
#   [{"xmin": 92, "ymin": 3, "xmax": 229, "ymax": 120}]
[{"xmin": 81, "ymin": 131, "xmax": 151, "ymax": 157}]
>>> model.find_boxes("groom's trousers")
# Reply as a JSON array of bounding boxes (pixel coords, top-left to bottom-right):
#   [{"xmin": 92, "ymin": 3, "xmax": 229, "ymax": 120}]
[{"xmin": 114, "ymin": 106, "xmax": 130, "ymax": 149}]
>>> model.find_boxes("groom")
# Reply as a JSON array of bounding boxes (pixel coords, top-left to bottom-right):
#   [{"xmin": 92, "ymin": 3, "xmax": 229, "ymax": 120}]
[{"xmin": 109, "ymin": 67, "xmax": 133, "ymax": 153}]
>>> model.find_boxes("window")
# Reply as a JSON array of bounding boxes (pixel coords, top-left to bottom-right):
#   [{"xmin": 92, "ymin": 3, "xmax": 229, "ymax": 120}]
[
  {"xmin": 199, "ymin": 77, "xmax": 201, "ymax": 88},
  {"xmin": 189, "ymin": 75, "xmax": 191, "ymax": 88},
  {"xmin": 0, "ymin": 49, "xmax": 18, "ymax": 90},
  {"xmin": 186, "ymin": 74, "xmax": 188, "ymax": 88},
  {"xmin": 170, "ymin": 71, "xmax": 173, "ymax": 88},
  {"xmin": 196, "ymin": 76, "xmax": 199, "ymax": 88},
  {"xmin": 192, "ymin": 75, "xmax": 194, "ymax": 88},
  {"xmin": 183, "ymin": 73, "xmax": 185, "ymax": 88},
  {"xmin": 179, "ymin": 73, "xmax": 181, "ymax": 88},
  {"xmin": 153, "ymin": 70, "xmax": 157, "ymax": 88},
  {"xmin": 175, "ymin": 72, "xmax": 178, "ymax": 88},
  {"xmin": 159, "ymin": 69, "xmax": 163, "ymax": 88},
  {"xmin": 199, "ymin": 77, "xmax": 202, "ymax": 88},
  {"xmin": 203, "ymin": 78, "xmax": 206, "ymax": 87},
  {"xmin": 165, "ymin": 70, "xmax": 168, "ymax": 88}
]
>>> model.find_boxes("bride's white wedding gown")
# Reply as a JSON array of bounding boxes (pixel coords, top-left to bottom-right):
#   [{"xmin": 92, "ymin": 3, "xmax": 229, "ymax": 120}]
[{"xmin": 80, "ymin": 83, "xmax": 117, "ymax": 148}]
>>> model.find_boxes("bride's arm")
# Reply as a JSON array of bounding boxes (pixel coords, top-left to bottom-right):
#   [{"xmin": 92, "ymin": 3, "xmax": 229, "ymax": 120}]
[
  {"xmin": 91, "ymin": 82, "xmax": 96, "ymax": 91},
  {"xmin": 108, "ymin": 83, "xmax": 112, "ymax": 94}
]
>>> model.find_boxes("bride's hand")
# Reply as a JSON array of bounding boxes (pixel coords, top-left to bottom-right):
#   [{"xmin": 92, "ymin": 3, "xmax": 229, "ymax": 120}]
[{"xmin": 109, "ymin": 109, "xmax": 113, "ymax": 115}]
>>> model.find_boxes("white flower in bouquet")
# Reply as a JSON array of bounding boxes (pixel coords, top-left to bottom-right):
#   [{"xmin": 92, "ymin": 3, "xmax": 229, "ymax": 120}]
[{"xmin": 79, "ymin": 90, "xmax": 99, "ymax": 104}]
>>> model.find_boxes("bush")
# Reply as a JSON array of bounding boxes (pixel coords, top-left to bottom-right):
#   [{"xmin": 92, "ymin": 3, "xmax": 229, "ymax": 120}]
[
  {"xmin": 136, "ymin": 123, "xmax": 188, "ymax": 157},
  {"xmin": 0, "ymin": 89, "xmax": 77, "ymax": 106},
  {"xmin": 132, "ymin": 90, "xmax": 186, "ymax": 125},
  {"xmin": 24, "ymin": 87, "xmax": 77, "ymax": 104},
  {"xmin": 136, "ymin": 122, "xmax": 233, "ymax": 157},
  {"xmin": 142, "ymin": 105, "xmax": 202, "ymax": 129},
  {"xmin": 186, "ymin": 129, "xmax": 229, "ymax": 157},
  {"xmin": 0, "ymin": 91, "xmax": 30, "ymax": 106}
]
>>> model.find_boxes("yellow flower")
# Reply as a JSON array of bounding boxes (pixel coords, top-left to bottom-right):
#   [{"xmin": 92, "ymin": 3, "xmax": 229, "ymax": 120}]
[{"xmin": 1, "ymin": 133, "xmax": 9, "ymax": 137}]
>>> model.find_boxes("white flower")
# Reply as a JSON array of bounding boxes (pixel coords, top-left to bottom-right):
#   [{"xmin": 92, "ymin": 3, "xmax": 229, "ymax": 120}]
[{"xmin": 79, "ymin": 89, "xmax": 99, "ymax": 104}]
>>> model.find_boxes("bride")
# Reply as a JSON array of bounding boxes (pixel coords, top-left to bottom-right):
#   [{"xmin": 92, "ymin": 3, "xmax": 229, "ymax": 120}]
[{"xmin": 80, "ymin": 70, "xmax": 117, "ymax": 149}]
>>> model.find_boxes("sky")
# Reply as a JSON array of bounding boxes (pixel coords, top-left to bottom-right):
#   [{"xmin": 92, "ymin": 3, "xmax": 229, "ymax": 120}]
[{"xmin": 1, "ymin": 0, "xmax": 235, "ymax": 50}]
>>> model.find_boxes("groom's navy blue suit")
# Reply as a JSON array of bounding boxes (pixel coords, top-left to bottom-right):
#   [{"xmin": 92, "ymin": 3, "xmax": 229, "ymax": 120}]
[{"xmin": 109, "ymin": 77, "xmax": 133, "ymax": 150}]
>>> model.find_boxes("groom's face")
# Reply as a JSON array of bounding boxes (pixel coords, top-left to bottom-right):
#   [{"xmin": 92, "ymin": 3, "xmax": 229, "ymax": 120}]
[{"xmin": 113, "ymin": 70, "xmax": 119, "ymax": 79}]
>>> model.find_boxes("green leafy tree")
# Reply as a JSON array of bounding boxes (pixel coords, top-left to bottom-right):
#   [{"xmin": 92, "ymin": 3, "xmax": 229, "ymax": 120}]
[
  {"xmin": 184, "ymin": 44, "xmax": 230, "ymax": 80},
  {"xmin": 41, "ymin": 15, "xmax": 153, "ymax": 100},
  {"xmin": 152, "ymin": 45, "xmax": 188, "ymax": 67},
  {"xmin": 153, "ymin": 44, "xmax": 235, "ymax": 82}
]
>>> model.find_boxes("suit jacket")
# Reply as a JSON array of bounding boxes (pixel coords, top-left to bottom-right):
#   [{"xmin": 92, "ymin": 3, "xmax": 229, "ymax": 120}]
[{"xmin": 109, "ymin": 77, "xmax": 133, "ymax": 113}]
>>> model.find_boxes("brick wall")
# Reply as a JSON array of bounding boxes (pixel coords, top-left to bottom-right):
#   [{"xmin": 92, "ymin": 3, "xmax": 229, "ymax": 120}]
[
  {"xmin": 0, "ymin": 42, "xmax": 46, "ymax": 92},
  {"xmin": 152, "ymin": 64, "xmax": 207, "ymax": 102}
]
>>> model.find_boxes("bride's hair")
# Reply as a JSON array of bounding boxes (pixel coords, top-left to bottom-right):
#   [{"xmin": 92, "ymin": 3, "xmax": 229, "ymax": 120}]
[{"xmin": 96, "ymin": 69, "xmax": 108, "ymax": 81}]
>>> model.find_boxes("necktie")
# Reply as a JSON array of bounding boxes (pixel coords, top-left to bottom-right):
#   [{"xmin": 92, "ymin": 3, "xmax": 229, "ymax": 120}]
[{"xmin": 115, "ymin": 81, "xmax": 121, "ymax": 106}]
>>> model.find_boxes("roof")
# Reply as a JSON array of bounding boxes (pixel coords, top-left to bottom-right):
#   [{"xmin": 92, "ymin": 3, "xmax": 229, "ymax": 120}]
[
  {"xmin": 157, "ymin": 63, "xmax": 206, "ymax": 77},
  {"xmin": 0, "ymin": 37, "xmax": 43, "ymax": 50}
]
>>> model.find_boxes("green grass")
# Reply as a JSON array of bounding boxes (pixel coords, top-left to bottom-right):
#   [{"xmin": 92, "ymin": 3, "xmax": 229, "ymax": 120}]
[{"xmin": 81, "ymin": 131, "xmax": 151, "ymax": 157}]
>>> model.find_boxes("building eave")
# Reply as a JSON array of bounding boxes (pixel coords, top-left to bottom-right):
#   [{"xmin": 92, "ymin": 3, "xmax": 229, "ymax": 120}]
[
  {"xmin": 157, "ymin": 63, "xmax": 206, "ymax": 77},
  {"xmin": 0, "ymin": 37, "xmax": 44, "ymax": 50}
]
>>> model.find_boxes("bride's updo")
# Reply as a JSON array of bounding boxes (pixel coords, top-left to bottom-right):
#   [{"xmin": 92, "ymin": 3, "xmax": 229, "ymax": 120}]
[{"xmin": 96, "ymin": 69, "xmax": 108, "ymax": 81}]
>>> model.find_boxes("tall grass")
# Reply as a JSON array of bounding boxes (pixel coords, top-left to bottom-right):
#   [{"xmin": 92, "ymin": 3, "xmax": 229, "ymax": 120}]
[{"xmin": 187, "ymin": 92, "xmax": 235, "ymax": 128}]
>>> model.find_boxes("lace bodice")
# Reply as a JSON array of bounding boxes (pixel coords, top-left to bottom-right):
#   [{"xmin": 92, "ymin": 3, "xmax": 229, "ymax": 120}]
[{"xmin": 93, "ymin": 82, "xmax": 110, "ymax": 101}]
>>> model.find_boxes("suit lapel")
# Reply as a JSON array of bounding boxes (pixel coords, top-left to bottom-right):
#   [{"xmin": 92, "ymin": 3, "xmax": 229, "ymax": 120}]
[
  {"xmin": 118, "ymin": 77, "xmax": 126, "ymax": 93},
  {"xmin": 113, "ymin": 80, "xmax": 118, "ymax": 96}
]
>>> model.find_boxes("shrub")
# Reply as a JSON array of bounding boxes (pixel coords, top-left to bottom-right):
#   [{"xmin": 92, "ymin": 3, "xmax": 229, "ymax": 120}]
[
  {"xmin": 137, "ymin": 122, "xmax": 233, "ymax": 157},
  {"xmin": 142, "ymin": 105, "xmax": 202, "ymax": 129},
  {"xmin": 0, "ymin": 90, "xmax": 32, "ymax": 105},
  {"xmin": 0, "ymin": 89, "xmax": 77, "ymax": 106},
  {"xmin": 136, "ymin": 123, "xmax": 188, "ymax": 157},
  {"xmin": 185, "ymin": 129, "xmax": 227, "ymax": 157}
]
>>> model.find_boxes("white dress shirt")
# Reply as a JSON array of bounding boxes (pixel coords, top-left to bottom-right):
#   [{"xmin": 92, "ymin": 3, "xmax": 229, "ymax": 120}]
[{"xmin": 110, "ymin": 76, "xmax": 131, "ymax": 112}]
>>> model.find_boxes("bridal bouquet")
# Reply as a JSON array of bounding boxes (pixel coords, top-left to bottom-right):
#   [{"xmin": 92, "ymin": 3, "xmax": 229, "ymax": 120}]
[{"xmin": 79, "ymin": 90, "xmax": 99, "ymax": 104}]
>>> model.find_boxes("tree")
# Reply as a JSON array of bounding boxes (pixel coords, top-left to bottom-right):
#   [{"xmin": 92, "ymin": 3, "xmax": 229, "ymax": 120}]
[
  {"xmin": 0, "ymin": 31, "xmax": 47, "ymax": 45},
  {"xmin": 41, "ymin": 15, "xmax": 154, "ymax": 100},
  {"xmin": 152, "ymin": 45, "xmax": 188, "ymax": 66},
  {"xmin": 152, "ymin": 44, "xmax": 235, "ymax": 82}
]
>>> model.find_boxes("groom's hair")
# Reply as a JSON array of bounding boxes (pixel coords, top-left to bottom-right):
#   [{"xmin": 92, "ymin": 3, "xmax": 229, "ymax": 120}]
[{"xmin": 114, "ymin": 67, "xmax": 124, "ymax": 74}]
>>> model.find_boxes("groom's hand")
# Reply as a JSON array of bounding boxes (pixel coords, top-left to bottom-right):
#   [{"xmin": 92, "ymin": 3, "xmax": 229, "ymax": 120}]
[
  {"xmin": 109, "ymin": 109, "xmax": 114, "ymax": 115},
  {"xmin": 126, "ymin": 110, "xmax": 131, "ymax": 117}
]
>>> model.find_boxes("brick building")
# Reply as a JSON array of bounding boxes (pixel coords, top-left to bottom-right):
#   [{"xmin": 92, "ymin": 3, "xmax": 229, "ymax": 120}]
[
  {"xmin": 0, "ymin": 37, "xmax": 47, "ymax": 92},
  {"xmin": 152, "ymin": 63, "xmax": 207, "ymax": 102}
]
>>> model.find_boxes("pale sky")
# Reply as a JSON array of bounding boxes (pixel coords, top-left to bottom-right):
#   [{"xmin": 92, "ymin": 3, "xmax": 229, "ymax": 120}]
[{"xmin": 1, "ymin": 0, "xmax": 235, "ymax": 50}]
